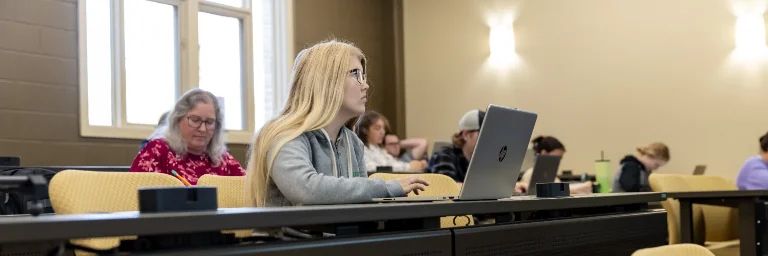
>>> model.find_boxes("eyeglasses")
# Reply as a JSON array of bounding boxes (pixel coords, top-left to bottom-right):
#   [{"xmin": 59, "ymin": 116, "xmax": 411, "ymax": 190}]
[
  {"xmin": 186, "ymin": 116, "xmax": 217, "ymax": 130},
  {"xmin": 350, "ymin": 68, "xmax": 367, "ymax": 85}
]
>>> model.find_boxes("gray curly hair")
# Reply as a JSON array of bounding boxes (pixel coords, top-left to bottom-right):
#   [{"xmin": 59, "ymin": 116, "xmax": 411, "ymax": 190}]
[{"xmin": 150, "ymin": 88, "xmax": 227, "ymax": 166}]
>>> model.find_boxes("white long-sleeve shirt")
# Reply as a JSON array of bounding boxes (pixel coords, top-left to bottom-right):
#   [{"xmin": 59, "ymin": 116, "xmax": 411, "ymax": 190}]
[{"xmin": 363, "ymin": 145, "xmax": 412, "ymax": 172}]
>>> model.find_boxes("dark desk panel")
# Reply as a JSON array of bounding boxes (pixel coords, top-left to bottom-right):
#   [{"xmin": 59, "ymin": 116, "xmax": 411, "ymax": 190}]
[
  {"xmin": 0, "ymin": 193, "xmax": 663, "ymax": 243},
  {"xmin": 453, "ymin": 210, "xmax": 667, "ymax": 256},
  {"xmin": 0, "ymin": 241, "xmax": 64, "ymax": 256},
  {"xmin": 136, "ymin": 230, "xmax": 452, "ymax": 256},
  {"xmin": 667, "ymin": 190, "xmax": 768, "ymax": 199}
]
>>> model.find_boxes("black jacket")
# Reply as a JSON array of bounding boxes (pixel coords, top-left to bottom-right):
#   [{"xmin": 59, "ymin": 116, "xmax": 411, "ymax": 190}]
[{"xmin": 612, "ymin": 155, "xmax": 652, "ymax": 192}]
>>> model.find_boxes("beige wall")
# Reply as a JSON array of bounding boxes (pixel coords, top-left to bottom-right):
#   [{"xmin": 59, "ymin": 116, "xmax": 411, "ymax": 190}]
[
  {"xmin": 294, "ymin": 0, "xmax": 406, "ymax": 135},
  {"xmin": 404, "ymin": 0, "xmax": 768, "ymax": 179}
]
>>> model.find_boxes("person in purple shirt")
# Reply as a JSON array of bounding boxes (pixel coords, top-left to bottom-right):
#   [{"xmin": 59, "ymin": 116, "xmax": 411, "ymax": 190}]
[{"xmin": 736, "ymin": 131, "xmax": 768, "ymax": 190}]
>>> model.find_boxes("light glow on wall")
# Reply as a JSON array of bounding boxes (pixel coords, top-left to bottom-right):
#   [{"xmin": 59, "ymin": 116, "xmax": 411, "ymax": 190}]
[
  {"xmin": 488, "ymin": 24, "xmax": 520, "ymax": 68},
  {"xmin": 735, "ymin": 14, "xmax": 767, "ymax": 54},
  {"xmin": 725, "ymin": 1, "xmax": 768, "ymax": 88},
  {"xmin": 731, "ymin": 0, "xmax": 768, "ymax": 60},
  {"xmin": 490, "ymin": 26, "xmax": 515, "ymax": 58}
]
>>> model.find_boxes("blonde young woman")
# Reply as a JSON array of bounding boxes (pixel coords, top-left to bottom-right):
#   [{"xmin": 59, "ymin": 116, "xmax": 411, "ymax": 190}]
[{"xmin": 246, "ymin": 40, "xmax": 429, "ymax": 207}]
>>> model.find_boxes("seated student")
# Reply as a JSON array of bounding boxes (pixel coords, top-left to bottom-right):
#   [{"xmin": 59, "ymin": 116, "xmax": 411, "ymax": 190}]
[
  {"xmin": 356, "ymin": 111, "xmax": 426, "ymax": 172},
  {"xmin": 612, "ymin": 142, "xmax": 670, "ymax": 192},
  {"xmin": 130, "ymin": 89, "xmax": 245, "ymax": 185},
  {"xmin": 736, "ymin": 131, "xmax": 768, "ymax": 190},
  {"xmin": 426, "ymin": 109, "xmax": 484, "ymax": 183},
  {"xmin": 246, "ymin": 40, "xmax": 428, "ymax": 207},
  {"xmin": 515, "ymin": 136, "xmax": 592, "ymax": 194},
  {"xmin": 384, "ymin": 134, "xmax": 428, "ymax": 162},
  {"xmin": 138, "ymin": 111, "xmax": 170, "ymax": 152}
]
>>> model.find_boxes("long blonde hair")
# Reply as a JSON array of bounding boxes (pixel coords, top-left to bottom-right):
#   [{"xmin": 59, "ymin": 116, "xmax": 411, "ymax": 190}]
[{"xmin": 246, "ymin": 40, "xmax": 367, "ymax": 206}]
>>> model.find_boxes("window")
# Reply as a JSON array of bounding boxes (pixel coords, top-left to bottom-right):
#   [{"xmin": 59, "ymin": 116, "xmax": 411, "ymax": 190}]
[
  {"xmin": 77, "ymin": 0, "xmax": 293, "ymax": 143},
  {"xmin": 198, "ymin": 12, "xmax": 244, "ymax": 130},
  {"xmin": 124, "ymin": 0, "xmax": 177, "ymax": 125}
]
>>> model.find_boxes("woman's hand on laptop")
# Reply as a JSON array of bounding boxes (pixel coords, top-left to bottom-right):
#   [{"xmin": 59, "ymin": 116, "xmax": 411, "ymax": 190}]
[
  {"xmin": 515, "ymin": 182, "xmax": 527, "ymax": 193},
  {"xmin": 397, "ymin": 175, "xmax": 430, "ymax": 195}
]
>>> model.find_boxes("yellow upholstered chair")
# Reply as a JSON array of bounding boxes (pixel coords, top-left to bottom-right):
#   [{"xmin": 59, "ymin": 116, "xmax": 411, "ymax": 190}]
[
  {"xmin": 369, "ymin": 173, "xmax": 473, "ymax": 228},
  {"xmin": 648, "ymin": 173, "xmax": 706, "ymax": 245},
  {"xmin": 632, "ymin": 244, "xmax": 715, "ymax": 256},
  {"xmin": 681, "ymin": 175, "xmax": 739, "ymax": 242},
  {"xmin": 650, "ymin": 174, "xmax": 740, "ymax": 256},
  {"xmin": 49, "ymin": 170, "xmax": 185, "ymax": 253},
  {"xmin": 680, "ymin": 175, "xmax": 740, "ymax": 256},
  {"xmin": 196, "ymin": 174, "xmax": 253, "ymax": 238}
]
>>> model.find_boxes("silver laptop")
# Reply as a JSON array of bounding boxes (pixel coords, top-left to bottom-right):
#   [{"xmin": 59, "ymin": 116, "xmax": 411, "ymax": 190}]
[
  {"xmin": 692, "ymin": 165, "xmax": 707, "ymax": 175},
  {"xmin": 372, "ymin": 104, "xmax": 537, "ymax": 202},
  {"xmin": 524, "ymin": 155, "xmax": 562, "ymax": 195}
]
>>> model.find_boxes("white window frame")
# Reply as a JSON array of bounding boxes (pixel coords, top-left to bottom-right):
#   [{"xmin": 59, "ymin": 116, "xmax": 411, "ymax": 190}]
[{"xmin": 77, "ymin": 0, "xmax": 294, "ymax": 144}]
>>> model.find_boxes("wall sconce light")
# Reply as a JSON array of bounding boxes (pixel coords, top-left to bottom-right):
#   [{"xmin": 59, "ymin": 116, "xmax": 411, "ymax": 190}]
[
  {"xmin": 489, "ymin": 25, "xmax": 516, "ymax": 63},
  {"xmin": 734, "ymin": 13, "xmax": 767, "ymax": 55}
]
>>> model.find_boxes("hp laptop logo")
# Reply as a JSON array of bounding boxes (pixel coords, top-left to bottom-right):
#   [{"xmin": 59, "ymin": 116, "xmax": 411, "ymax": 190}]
[{"xmin": 498, "ymin": 146, "xmax": 507, "ymax": 162}]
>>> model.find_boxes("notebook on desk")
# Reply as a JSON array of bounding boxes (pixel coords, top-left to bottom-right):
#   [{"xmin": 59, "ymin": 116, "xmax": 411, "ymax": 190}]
[{"xmin": 372, "ymin": 104, "xmax": 537, "ymax": 202}]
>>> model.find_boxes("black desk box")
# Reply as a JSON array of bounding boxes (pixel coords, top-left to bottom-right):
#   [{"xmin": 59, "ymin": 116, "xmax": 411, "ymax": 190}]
[{"xmin": 138, "ymin": 187, "xmax": 218, "ymax": 213}]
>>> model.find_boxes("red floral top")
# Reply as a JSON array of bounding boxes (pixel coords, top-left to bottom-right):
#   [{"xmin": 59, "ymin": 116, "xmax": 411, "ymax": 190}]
[{"xmin": 130, "ymin": 139, "xmax": 245, "ymax": 185}]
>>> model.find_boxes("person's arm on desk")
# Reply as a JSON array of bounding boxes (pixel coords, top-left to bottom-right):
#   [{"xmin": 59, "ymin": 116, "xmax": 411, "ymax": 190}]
[
  {"xmin": 568, "ymin": 182, "xmax": 593, "ymax": 194},
  {"xmin": 272, "ymin": 138, "xmax": 427, "ymax": 205},
  {"xmin": 515, "ymin": 182, "xmax": 525, "ymax": 193},
  {"xmin": 517, "ymin": 169, "xmax": 533, "ymax": 192},
  {"xmin": 740, "ymin": 162, "xmax": 768, "ymax": 190}
]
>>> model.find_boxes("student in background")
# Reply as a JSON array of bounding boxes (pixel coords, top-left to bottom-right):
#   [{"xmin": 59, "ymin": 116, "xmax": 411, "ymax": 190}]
[
  {"xmin": 515, "ymin": 136, "xmax": 592, "ymax": 194},
  {"xmin": 130, "ymin": 89, "xmax": 245, "ymax": 185},
  {"xmin": 517, "ymin": 136, "xmax": 565, "ymax": 191},
  {"xmin": 138, "ymin": 111, "xmax": 170, "ymax": 152},
  {"xmin": 384, "ymin": 134, "xmax": 428, "ymax": 162},
  {"xmin": 612, "ymin": 142, "xmax": 670, "ymax": 192},
  {"xmin": 356, "ymin": 111, "xmax": 426, "ymax": 172},
  {"xmin": 736, "ymin": 131, "xmax": 768, "ymax": 190},
  {"xmin": 426, "ymin": 109, "xmax": 484, "ymax": 183},
  {"xmin": 246, "ymin": 40, "xmax": 428, "ymax": 207}
]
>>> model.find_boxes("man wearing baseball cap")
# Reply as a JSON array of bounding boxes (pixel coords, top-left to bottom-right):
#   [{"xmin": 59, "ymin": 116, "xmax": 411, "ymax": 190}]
[{"xmin": 426, "ymin": 109, "xmax": 485, "ymax": 183}]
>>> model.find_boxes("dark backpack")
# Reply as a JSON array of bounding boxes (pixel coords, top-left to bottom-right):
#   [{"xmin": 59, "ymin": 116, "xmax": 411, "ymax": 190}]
[{"xmin": 0, "ymin": 168, "xmax": 57, "ymax": 215}]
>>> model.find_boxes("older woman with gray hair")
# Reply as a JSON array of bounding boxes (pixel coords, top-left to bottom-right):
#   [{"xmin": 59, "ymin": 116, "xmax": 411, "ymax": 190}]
[{"xmin": 130, "ymin": 89, "xmax": 244, "ymax": 185}]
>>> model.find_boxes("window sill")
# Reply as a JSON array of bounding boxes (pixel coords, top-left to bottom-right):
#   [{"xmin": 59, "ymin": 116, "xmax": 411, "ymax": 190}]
[{"xmin": 80, "ymin": 125, "xmax": 254, "ymax": 145}]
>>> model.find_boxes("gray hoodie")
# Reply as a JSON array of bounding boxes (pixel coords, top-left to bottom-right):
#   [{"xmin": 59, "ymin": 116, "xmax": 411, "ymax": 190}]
[{"xmin": 265, "ymin": 127, "xmax": 405, "ymax": 206}]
